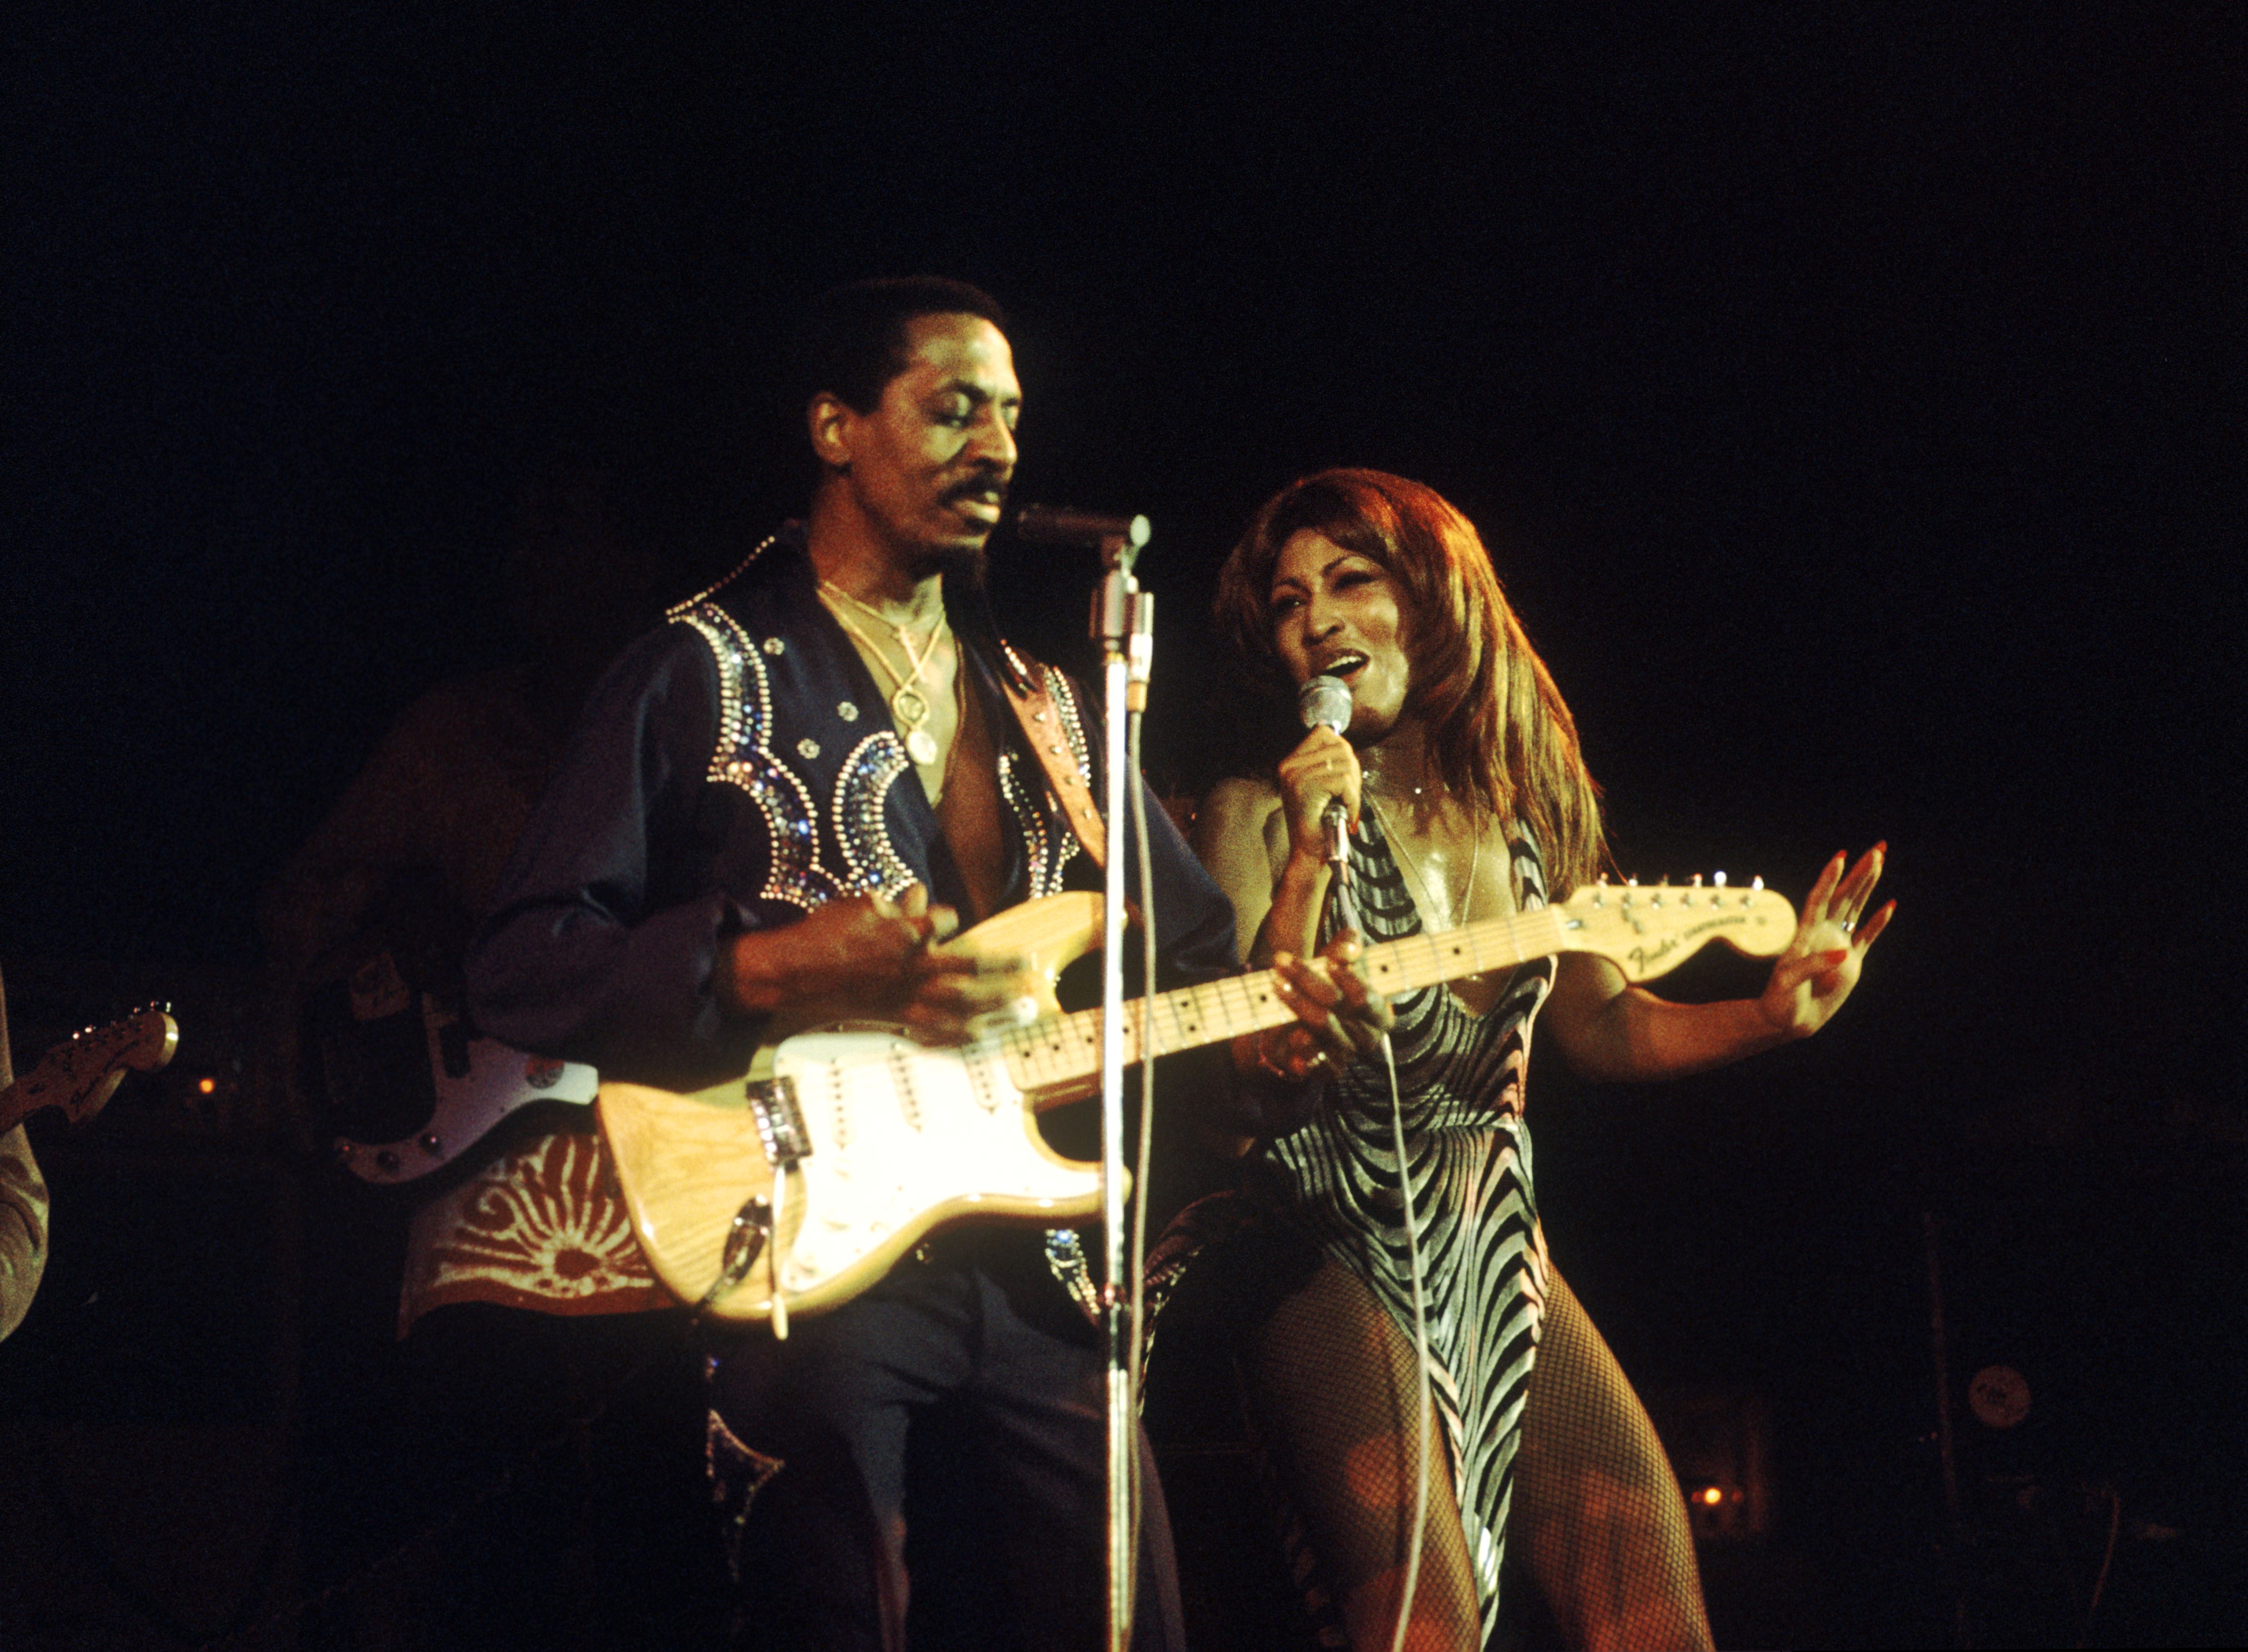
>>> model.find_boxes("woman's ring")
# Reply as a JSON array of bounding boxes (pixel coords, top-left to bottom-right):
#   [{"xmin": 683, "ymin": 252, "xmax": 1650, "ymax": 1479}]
[{"xmin": 1841, "ymin": 919, "xmax": 1856, "ymax": 935}]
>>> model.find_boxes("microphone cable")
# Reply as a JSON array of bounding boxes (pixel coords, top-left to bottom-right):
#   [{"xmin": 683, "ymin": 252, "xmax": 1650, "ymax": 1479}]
[
  {"xmin": 1382, "ymin": 1026, "xmax": 1434, "ymax": 1652},
  {"xmin": 1322, "ymin": 805, "xmax": 1432, "ymax": 1652}
]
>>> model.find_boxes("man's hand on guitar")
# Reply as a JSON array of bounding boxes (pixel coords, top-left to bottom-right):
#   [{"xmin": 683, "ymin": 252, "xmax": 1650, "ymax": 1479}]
[
  {"xmin": 719, "ymin": 883, "xmax": 1033, "ymax": 1047},
  {"xmin": 1251, "ymin": 930, "xmax": 1395, "ymax": 1082}
]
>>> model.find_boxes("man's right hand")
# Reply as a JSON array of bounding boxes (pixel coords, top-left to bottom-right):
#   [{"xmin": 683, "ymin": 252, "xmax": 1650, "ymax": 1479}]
[{"xmin": 718, "ymin": 883, "xmax": 1033, "ymax": 1046}]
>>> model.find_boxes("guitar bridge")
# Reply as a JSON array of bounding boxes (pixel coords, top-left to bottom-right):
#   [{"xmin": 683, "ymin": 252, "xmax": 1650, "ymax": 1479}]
[{"xmin": 746, "ymin": 1074, "xmax": 811, "ymax": 1166}]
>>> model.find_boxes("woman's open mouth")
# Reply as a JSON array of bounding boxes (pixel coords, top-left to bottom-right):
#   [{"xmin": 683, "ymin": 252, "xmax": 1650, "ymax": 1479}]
[{"xmin": 1317, "ymin": 650, "xmax": 1370, "ymax": 683}]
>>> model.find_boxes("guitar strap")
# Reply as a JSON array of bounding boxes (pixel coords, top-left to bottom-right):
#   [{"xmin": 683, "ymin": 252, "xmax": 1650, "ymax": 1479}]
[{"xmin": 996, "ymin": 645, "xmax": 1105, "ymax": 870}]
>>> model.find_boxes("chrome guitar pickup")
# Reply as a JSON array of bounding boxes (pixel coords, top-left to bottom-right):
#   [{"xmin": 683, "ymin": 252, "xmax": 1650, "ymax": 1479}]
[{"xmin": 746, "ymin": 1074, "xmax": 811, "ymax": 1166}]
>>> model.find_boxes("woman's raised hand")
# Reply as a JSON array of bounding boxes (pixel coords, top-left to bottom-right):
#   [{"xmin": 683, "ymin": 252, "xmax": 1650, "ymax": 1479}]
[
  {"xmin": 1757, "ymin": 844, "xmax": 1894, "ymax": 1040},
  {"xmin": 1273, "ymin": 726, "xmax": 1363, "ymax": 867}
]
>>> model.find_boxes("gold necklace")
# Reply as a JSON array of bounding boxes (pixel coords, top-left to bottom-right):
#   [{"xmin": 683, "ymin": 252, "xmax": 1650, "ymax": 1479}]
[
  {"xmin": 818, "ymin": 581, "xmax": 949, "ymax": 765},
  {"xmin": 1365, "ymin": 793, "xmax": 1481, "ymax": 934}
]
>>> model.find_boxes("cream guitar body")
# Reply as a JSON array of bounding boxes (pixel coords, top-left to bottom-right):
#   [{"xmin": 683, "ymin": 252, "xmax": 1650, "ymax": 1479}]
[{"xmin": 599, "ymin": 876, "xmax": 1796, "ymax": 1329}]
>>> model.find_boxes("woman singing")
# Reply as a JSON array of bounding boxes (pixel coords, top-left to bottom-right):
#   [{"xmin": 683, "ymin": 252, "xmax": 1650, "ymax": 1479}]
[{"xmin": 1152, "ymin": 469, "xmax": 1890, "ymax": 1650}]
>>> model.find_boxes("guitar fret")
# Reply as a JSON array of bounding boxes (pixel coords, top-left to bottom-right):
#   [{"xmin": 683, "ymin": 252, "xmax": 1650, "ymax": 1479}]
[{"xmin": 996, "ymin": 905, "xmax": 1572, "ymax": 1095}]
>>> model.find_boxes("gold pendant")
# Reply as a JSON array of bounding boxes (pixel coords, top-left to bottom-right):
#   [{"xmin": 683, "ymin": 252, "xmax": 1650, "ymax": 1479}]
[
  {"xmin": 906, "ymin": 728, "xmax": 939, "ymax": 765},
  {"xmin": 892, "ymin": 685, "xmax": 930, "ymax": 726}
]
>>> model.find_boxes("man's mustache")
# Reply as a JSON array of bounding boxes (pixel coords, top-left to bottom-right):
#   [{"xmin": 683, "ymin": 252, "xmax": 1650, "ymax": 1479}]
[{"xmin": 943, "ymin": 473, "xmax": 1010, "ymax": 507}]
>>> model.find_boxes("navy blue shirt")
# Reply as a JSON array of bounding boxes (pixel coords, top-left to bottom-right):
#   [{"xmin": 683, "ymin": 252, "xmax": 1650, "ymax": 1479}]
[{"xmin": 465, "ymin": 528, "xmax": 1243, "ymax": 1097}]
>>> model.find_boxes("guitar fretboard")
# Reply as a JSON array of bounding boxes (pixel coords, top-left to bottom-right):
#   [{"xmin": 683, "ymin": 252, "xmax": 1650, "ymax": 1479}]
[{"xmin": 995, "ymin": 905, "xmax": 1569, "ymax": 1095}]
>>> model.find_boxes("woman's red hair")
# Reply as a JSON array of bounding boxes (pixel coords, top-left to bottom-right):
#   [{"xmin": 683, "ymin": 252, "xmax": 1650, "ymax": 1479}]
[{"xmin": 1214, "ymin": 469, "xmax": 1607, "ymax": 898}]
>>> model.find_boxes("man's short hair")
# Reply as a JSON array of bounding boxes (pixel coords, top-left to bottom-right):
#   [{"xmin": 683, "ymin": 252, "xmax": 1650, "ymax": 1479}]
[{"xmin": 791, "ymin": 277, "xmax": 1010, "ymax": 415}]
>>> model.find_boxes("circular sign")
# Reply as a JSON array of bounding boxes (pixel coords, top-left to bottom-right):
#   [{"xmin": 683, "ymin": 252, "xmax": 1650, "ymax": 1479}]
[{"xmin": 1968, "ymin": 1364, "xmax": 2031, "ymax": 1429}]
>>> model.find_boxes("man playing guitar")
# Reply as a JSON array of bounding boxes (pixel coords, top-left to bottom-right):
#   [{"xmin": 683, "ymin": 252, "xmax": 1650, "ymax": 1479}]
[{"xmin": 465, "ymin": 279, "xmax": 1353, "ymax": 1650}]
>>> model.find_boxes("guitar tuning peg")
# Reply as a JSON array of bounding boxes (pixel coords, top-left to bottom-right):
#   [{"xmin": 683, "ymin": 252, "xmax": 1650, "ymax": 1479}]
[
  {"xmin": 1713, "ymin": 871, "xmax": 1727, "ymax": 887},
  {"xmin": 1751, "ymin": 875, "xmax": 1763, "ymax": 890},
  {"xmin": 1691, "ymin": 874, "xmax": 1703, "ymax": 887},
  {"xmin": 1625, "ymin": 876, "xmax": 1639, "ymax": 887},
  {"xmin": 1658, "ymin": 875, "xmax": 1669, "ymax": 886}
]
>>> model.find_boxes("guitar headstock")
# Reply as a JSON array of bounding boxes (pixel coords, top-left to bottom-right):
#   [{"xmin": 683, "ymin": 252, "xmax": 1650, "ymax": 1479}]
[
  {"xmin": 11, "ymin": 1005, "xmax": 181, "ymax": 1128},
  {"xmin": 1556, "ymin": 875, "xmax": 1797, "ymax": 983}
]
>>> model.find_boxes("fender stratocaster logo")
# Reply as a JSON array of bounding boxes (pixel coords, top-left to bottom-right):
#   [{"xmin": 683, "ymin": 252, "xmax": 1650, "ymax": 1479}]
[{"xmin": 1627, "ymin": 912, "xmax": 1750, "ymax": 974}]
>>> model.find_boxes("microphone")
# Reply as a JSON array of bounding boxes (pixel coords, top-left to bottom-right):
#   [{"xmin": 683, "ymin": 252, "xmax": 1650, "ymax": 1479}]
[
  {"xmin": 1296, "ymin": 675, "xmax": 1354, "ymax": 866},
  {"xmin": 1012, "ymin": 504, "xmax": 1152, "ymax": 550},
  {"xmin": 1297, "ymin": 674, "xmax": 1353, "ymax": 738}
]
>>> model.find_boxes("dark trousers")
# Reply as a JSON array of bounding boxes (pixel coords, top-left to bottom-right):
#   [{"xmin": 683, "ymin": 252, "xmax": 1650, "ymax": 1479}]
[{"xmin": 707, "ymin": 1245, "xmax": 1186, "ymax": 1652}]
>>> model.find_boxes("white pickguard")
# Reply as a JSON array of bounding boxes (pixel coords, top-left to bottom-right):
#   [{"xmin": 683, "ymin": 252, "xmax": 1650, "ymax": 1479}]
[
  {"xmin": 767, "ymin": 1030, "xmax": 1102, "ymax": 1297},
  {"xmin": 334, "ymin": 996, "xmax": 599, "ymax": 1183}
]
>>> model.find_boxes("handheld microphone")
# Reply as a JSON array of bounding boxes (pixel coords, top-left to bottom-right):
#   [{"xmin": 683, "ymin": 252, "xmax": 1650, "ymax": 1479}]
[
  {"xmin": 1297, "ymin": 675, "xmax": 1355, "ymax": 866},
  {"xmin": 1012, "ymin": 504, "xmax": 1152, "ymax": 550},
  {"xmin": 1297, "ymin": 674, "xmax": 1353, "ymax": 738}
]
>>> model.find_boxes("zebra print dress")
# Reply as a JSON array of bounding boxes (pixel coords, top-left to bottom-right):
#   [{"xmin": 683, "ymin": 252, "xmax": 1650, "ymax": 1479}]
[
  {"xmin": 1145, "ymin": 810, "xmax": 1554, "ymax": 1646},
  {"xmin": 1284, "ymin": 811, "xmax": 1553, "ymax": 1639}
]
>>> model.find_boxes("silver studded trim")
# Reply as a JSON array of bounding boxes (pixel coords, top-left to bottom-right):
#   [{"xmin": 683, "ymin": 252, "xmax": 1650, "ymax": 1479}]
[
  {"xmin": 996, "ymin": 749, "xmax": 1063, "ymax": 899},
  {"xmin": 1043, "ymin": 1228, "xmax": 1101, "ymax": 1328},
  {"xmin": 834, "ymin": 732, "xmax": 916, "ymax": 897},
  {"xmin": 666, "ymin": 533, "xmax": 780, "ymax": 619},
  {"xmin": 1046, "ymin": 666, "xmax": 1093, "ymax": 780},
  {"xmin": 675, "ymin": 602, "xmax": 838, "ymax": 912},
  {"xmin": 1043, "ymin": 667, "xmax": 1091, "ymax": 880}
]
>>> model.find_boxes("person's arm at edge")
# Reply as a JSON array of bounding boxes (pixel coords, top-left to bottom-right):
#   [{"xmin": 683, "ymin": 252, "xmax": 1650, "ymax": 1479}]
[{"xmin": 0, "ymin": 969, "xmax": 49, "ymax": 1341}]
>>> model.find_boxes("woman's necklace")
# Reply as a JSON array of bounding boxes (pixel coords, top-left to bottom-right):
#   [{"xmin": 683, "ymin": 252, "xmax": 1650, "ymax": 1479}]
[
  {"xmin": 1365, "ymin": 792, "xmax": 1482, "ymax": 934},
  {"xmin": 819, "ymin": 580, "xmax": 949, "ymax": 765}
]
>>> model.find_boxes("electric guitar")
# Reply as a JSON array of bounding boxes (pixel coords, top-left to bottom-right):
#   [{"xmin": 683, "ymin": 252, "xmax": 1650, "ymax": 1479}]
[
  {"xmin": 0, "ymin": 1006, "xmax": 181, "ymax": 1134},
  {"xmin": 598, "ymin": 876, "xmax": 1796, "ymax": 1328},
  {"xmin": 331, "ymin": 995, "xmax": 598, "ymax": 1184}
]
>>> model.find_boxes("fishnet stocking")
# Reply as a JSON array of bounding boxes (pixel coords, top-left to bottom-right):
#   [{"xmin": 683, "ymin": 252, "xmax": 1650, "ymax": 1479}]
[
  {"xmin": 1512, "ymin": 1270, "xmax": 1712, "ymax": 1652},
  {"xmin": 1243, "ymin": 1256, "xmax": 1485, "ymax": 1652}
]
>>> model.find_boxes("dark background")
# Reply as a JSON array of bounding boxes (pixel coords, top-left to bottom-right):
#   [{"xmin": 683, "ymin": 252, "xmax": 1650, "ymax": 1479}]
[{"xmin": 5, "ymin": 5, "xmax": 2244, "ymax": 1646}]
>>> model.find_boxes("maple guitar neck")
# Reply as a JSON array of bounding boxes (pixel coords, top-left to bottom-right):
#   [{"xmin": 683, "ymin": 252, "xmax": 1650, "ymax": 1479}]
[
  {"xmin": 593, "ymin": 878, "xmax": 1791, "ymax": 1325},
  {"xmin": 993, "ymin": 903, "xmax": 1569, "ymax": 1099},
  {"xmin": 0, "ymin": 1006, "xmax": 180, "ymax": 1134}
]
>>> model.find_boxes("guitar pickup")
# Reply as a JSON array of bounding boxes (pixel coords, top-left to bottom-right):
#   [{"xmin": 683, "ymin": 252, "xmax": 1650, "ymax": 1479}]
[{"xmin": 746, "ymin": 1075, "xmax": 811, "ymax": 1166}]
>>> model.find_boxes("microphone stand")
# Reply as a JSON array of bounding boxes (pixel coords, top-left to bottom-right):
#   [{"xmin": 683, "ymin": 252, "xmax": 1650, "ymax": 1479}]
[{"xmin": 1090, "ymin": 516, "xmax": 1152, "ymax": 1652}]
